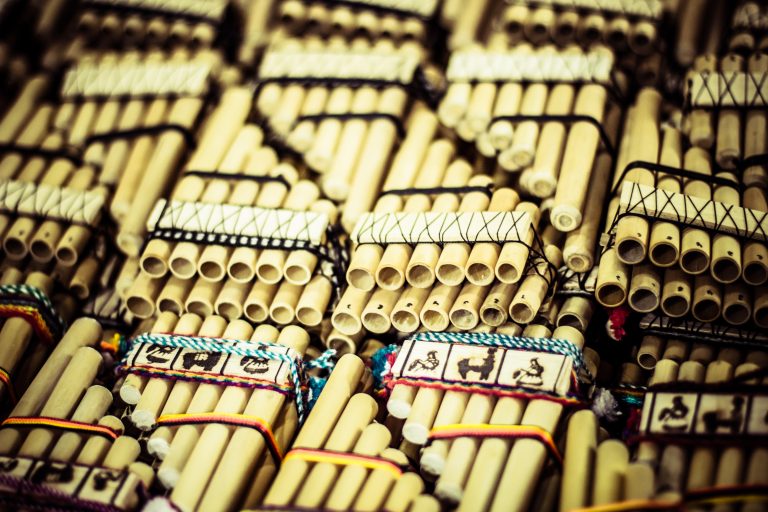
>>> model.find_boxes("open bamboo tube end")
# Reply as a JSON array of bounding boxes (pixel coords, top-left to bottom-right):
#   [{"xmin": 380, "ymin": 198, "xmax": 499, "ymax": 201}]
[
  {"xmin": 347, "ymin": 245, "xmax": 384, "ymax": 292},
  {"xmin": 550, "ymin": 204, "xmax": 583, "ymax": 233},
  {"xmin": 387, "ymin": 385, "xmax": 417, "ymax": 420},
  {"xmin": 595, "ymin": 249, "xmax": 628, "ymax": 307}
]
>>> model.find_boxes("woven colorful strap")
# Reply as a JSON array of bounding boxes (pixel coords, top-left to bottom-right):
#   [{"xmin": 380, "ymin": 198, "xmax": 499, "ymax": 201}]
[
  {"xmin": 156, "ymin": 413, "xmax": 282, "ymax": 463},
  {"xmin": 572, "ymin": 484, "xmax": 768, "ymax": 511},
  {"xmin": 0, "ymin": 284, "xmax": 65, "ymax": 344},
  {"xmin": 0, "ymin": 366, "xmax": 16, "ymax": 405},
  {"xmin": 283, "ymin": 448, "xmax": 403, "ymax": 479},
  {"xmin": 122, "ymin": 333, "xmax": 307, "ymax": 422},
  {"xmin": 428, "ymin": 424, "xmax": 563, "ymax": 465},
  {"xmin": 1, "ymin": 417, "xmax": 120, "ymax": 441}
]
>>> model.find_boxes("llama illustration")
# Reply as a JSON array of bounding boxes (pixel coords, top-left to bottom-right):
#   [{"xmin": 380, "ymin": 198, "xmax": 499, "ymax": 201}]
[
  {"xmin": 145, "ymin": 345, "xmax": 176, "ymax": 364},
  {"xmin": 511, "ymin": 357, "xmax": 545, "ymax": 386},
  {"xmin": 658, "ymin": 396, "xmax": 690, "ymax": 432},
  {"xmin": 702, "ymin": 396, "xmax": 744, "ymax": 434},
  {"xmin": 182, "ymin": 351, "xmax": 222, "ymax": 371},
  {"xmin": 457, "ymin": 348, "xmax": 497, "ymax": 380},
  {"xmin": 408, "ymin": 350, "xmax": 440, "ymax": 372}
]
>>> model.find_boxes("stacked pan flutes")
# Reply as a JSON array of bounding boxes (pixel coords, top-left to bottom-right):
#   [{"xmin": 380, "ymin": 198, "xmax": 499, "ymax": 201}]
[
  {"xmin": 333, "ymin": 131, "xmax": 560, "ymax": 344},
  {"xmin": 254, "ymin": 352, "xmax": 438, "ymax": 512},
  {"xmin": 596, "ymin": 55, "xmax": 768, "ymax": 329},
  {"xmin": 0, "ymin": 50, "xmax": 219, "ymax": 301},
  {"xmin": 46, "ymin": 0, "xmax": 228, "ymax": 69},
  {"xmin": 0, "ymin": 318, "xmax": 153, "ymax": 510},
  {"xmin": 497, "ymin": 1, "xmax": 660, "ymax": 55},
  {"xmin": 560, "ymin": 351, "xmax": 768, "ymax": 511},
  {"xmin": 125, "ymin": 85, "xmax": 336, "ymax": 330},
  {"xmin": 118, "ymin": 312, "xmax": 312, "ymax": 511}
]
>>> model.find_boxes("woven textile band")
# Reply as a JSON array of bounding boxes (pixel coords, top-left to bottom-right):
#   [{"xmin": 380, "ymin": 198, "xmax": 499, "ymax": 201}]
[
  {"xmin": 121, "ymin": 333, "xmax": 307, "ymax": 423},
  {"xmin": 1, "ymin": 417, "xmax": 120, "ymax": 441},
  {"xmin": 0, "ymin": 284, "xmax": 65, "ymax": 344},
  {"xmin": 428, "ymin": 424, "xmax": 563, "ymax": 465},
  {"xmin": 0, "ymin": 366, "xmax": 16, "ymax": 405},
  {"xmin": 157, "ymin": 413, "xmax": 282, "ymax": 463},
  {"xmin": 573, "ymin": 483, "xmax": 768, "ymax": 511},
  {"xmin": 283, "ymin": 448, "xmax": 403, "ymax": 479}
]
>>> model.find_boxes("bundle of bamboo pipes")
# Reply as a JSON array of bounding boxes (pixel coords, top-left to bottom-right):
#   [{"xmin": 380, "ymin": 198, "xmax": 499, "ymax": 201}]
[
  {"xmin": 124, "ymin": 88, "xmax": 337, "ymax": 328},
  {"xmin": 117, "ymin": 313, "xmax": 319, "ymax": 511},
  {"xmin": 334, "ymin": 133, "xmax": 562, "ymax": 342},
  {"xmin": 276, "ymin": 0, "xmax": 433, "ymax": 43},
  {"xmin": 0, "ymin": 317, "xmax": 153, "ymax": 509},
  {"xmin": 595, "ymin": 80, "xmax": 768, "ymax": 328},
  {"xmin": 254, "ymin": 352, "xmax": 438, "ymax": 512},
  {"xmin": 70, "ymin": 0, "xmax": 226, "ymax": 53},
  {"xmin": 255, "ymin": 35, "xmax": 419, "ymax": 228},
  {"xmin": 0, "ymin": 50, "xmax": 219, "ymax": 300},
  {"xmin": 729, "ymin": 2, "xmax": 768, "ymax": 53},
  {"xmin": 560, "ymin": 353, "xmax": 767, "ymax": 511},
  {"xmin": 497, "ymin": 1, "xmax": 659, "ymax": 55},
  {"xmin": 378, "ymin": 324, "xmax": 592, "ymax": 512}
]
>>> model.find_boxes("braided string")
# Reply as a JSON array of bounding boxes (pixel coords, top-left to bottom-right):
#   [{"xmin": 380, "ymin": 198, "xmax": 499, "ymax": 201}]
[
  {"xmin": 0, "ymin": 367, "xmax": 16, "ymax": 405},
  {"xmin": 0, "ymin": 284, "xmax": 65, "ymax": 344},
  {"xmin": 122, "ymin": 334, "xmax": 307, "ymax": 423},
  {"xmin": 1, "ymin": 417, "xmax": 120, "ymax": 440}
]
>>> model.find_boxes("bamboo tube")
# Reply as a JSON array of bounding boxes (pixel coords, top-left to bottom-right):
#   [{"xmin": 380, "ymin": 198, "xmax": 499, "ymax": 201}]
[
  {"xmin": 341, "ymin": 88, "xmax": 408, "ymax": 232},
  {"xmin": 556, "ymin": 296, "xmax": 593, "ymax": 332},
  {"xmin": 332, "ymin": 286, "xmax": 373, "ymax": 336},
  {"xmin": 715, "ymin": 54, "xmax": 744, "ymax": 169},
  {"xmin": 0, "ymin": 76, "xmax": 49, "ymax": 143},
  {"xmin": 675, "ymin": 0, "xmax": 706, "ymax": 65},
  {"xmin": 711, "ymin": 174, "xmax": 743, "ymax": 284},
  {"xmin": 69, "ymin": 256, "xmax": 100, "ymax": 299},
  {"xmin": 499, "ymin": 83, "xmax": 549, "ymax": 171},
  {"xmin": 559, "ymin": 410, "xmax": 598, "ymax": 511},
  {"xmin": 185, "ymin": 278, "xmax": 223, "ymax": 318},
  {"xmin": 502, "ymin": 5, "xmax": 527, "ymax": 40},
  {"xmin": 214, "ymin": 279, "xmax": 250, "ymax": 320},
  {"xmin": 649, "ymin": 124, "xmax": 684, "ymax": 267},
  {"xmin": 524, "ymin": 83, "xmax": 575, "ymax": 198},
  {"xmin": 447, "ymin": 0, "xmax": 489, "ymax": 49},
  {"xmin": 375, "ymin": 472, "xmax": 421, "ymax": 512},
  {"xmin": 131, "ymin": 314, "xmax": 223, "ymax": 430},
  {"xmin": 549, "ymin": 84, "xmax": 610, "ymax": 232},
  {"xmin": 478, "ymin": 281, "xmax": 517, "ymax": 327},
  {"xmin": 637, "ymin": 335, "xmax": 664, "ymax": 369},
  {"xmin": 244, "ymin": 281, "xmax": 279, "ymax": 323},
  {"xmin": 305, "ymin": 85, "xmax": 354, "ymax": 172},
  {"xmin": 722, "ymin": 282, "xmax": 751, "ymax": 325},
  {"xmin": 591, "ymin": 440, "xmax": 629, "ymax": 505},
  {"xmin": 561, "ymin": 152, "xmax": 610, "ymax": 272},
  {"xmin": 406, "ymin": 160, "xmax": 475, "ymax": 288},
  {"xmin": 75, "ymin": 415, "xmax": 124, "ymax": 466},
  {"xmin": 628, "ymin": 263, "xmax": 662, "ymax": 313},
  {"xmin": 449, "ymin": 283, "xmax": 490, "ymax": 330},
  {"xmin": 125, "ymin": 272, "xmax": 166, "ymax": 319},
  {"xmin": 312, "ymin": 423, "xmax": 392, "ymax": 510},
  {"xmin": 390, "ymin": 285, "xmax": 430, "ymax": 333},
  {"xmin": 691, "ymin": 274, "xmax": 722, "ymax": 322},
  {"xmin": 360, "ymin": 287, "xmax": 399, "ymax": 334},
  {"xmin": 525, "ymin": 7, "xmax": 555, "ymax": 44},
  {"xmin": 488, "ymin": 47, "xmax": 527, "ymax": 151},
  {"xmin": 420, "ymin": 282, "xmax": 462, "ymax": 331},
  {"xmin": 296, "ymin": 276, "xmax": 333, "ymax": 327},
  {"xmin": 680, "ymin": 147, "xmax": 713, "ymax": 275},
  {"xmin": 509, "ymin": 244, "xmax": 562, "ymax": 324},
  {"xmin": 434, "ymin": 392, "xmax": 500, "ymax": 503},
  {"xmin": 157, "ymin": 276, "xmax": 195, "ymax": 314},
  {"xmin": 662, "ymin": 339, "xmax": 690, "ymax": 362},
  {"xmin": 688, "ymin": 55, "xmax": 718, "ymax": 148},
  {"xmin": 264, "ymin": 391, "xmax": 375, "ymax": 507},
  {"xmin": 175, "ymin": 326, "xmax": 309, "ymax": 511},
  {"xmin": 48, "ymin": 384, "xmax": 113, "ymax": 462},
  {"xmin": 613, "ymin": 89, "xmax": 662, "ymax": 264},
  {"xmin": 12, "ymin": 346, "xmax": 102, "ymax": 458},
  {"xmin": 742, "ymin": 186, "xmax": 768, "ymax": 285},
  {"xmin": 284, "ymin": 199, "xmax": 337, "ymax": 286},
  {"xmin": 0, "ymin": 105, "xmax": 54, "ymax": 181},
  {"xmin": 659, "ymin": 267, "xmax": 691, "ymax": 317},
  {"xmin": 353, "ymin": 448, "xmax": 409, "ymax": 511},
  {"xmin": 494, "ymin": 202, "xmax": 541, "ymax": 284},
  {"xmin": 287, "ymin": 84, "xmax": 329, "ymax": 152},
  {"xmin": 375, "ymin": 139, "xmax": 455, "ymax": 290}
]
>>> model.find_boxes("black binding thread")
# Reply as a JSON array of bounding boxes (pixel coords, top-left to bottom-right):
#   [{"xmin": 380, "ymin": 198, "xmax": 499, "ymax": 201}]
[
  {"xmin": 380, "ymin": 184, "xmax": 495, "ymax": 198},
  {"xmin": 491, "ymin": 113, "xmax": 617, "ymax": 159},
  {"xmin": 636, "ymin": 312, "xmax": 768, "ymax": 351},
  {"xmin": 504, "ymin": 0, "xmax": 662, "ymax": 23},
  {"xmin": 293, "ymin": 112, "xmax": 406, "ymax": 140},
  {"xmin": 84, "ymin": 124, "xmax": 197, "ymax": 149},
  {"xmin": 0, "ymin": 144, "xmax": 83, "ymax": 166},
  {"xmin": 182, "ymin": 171, "xmax": 291, "ymax": 188}
]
